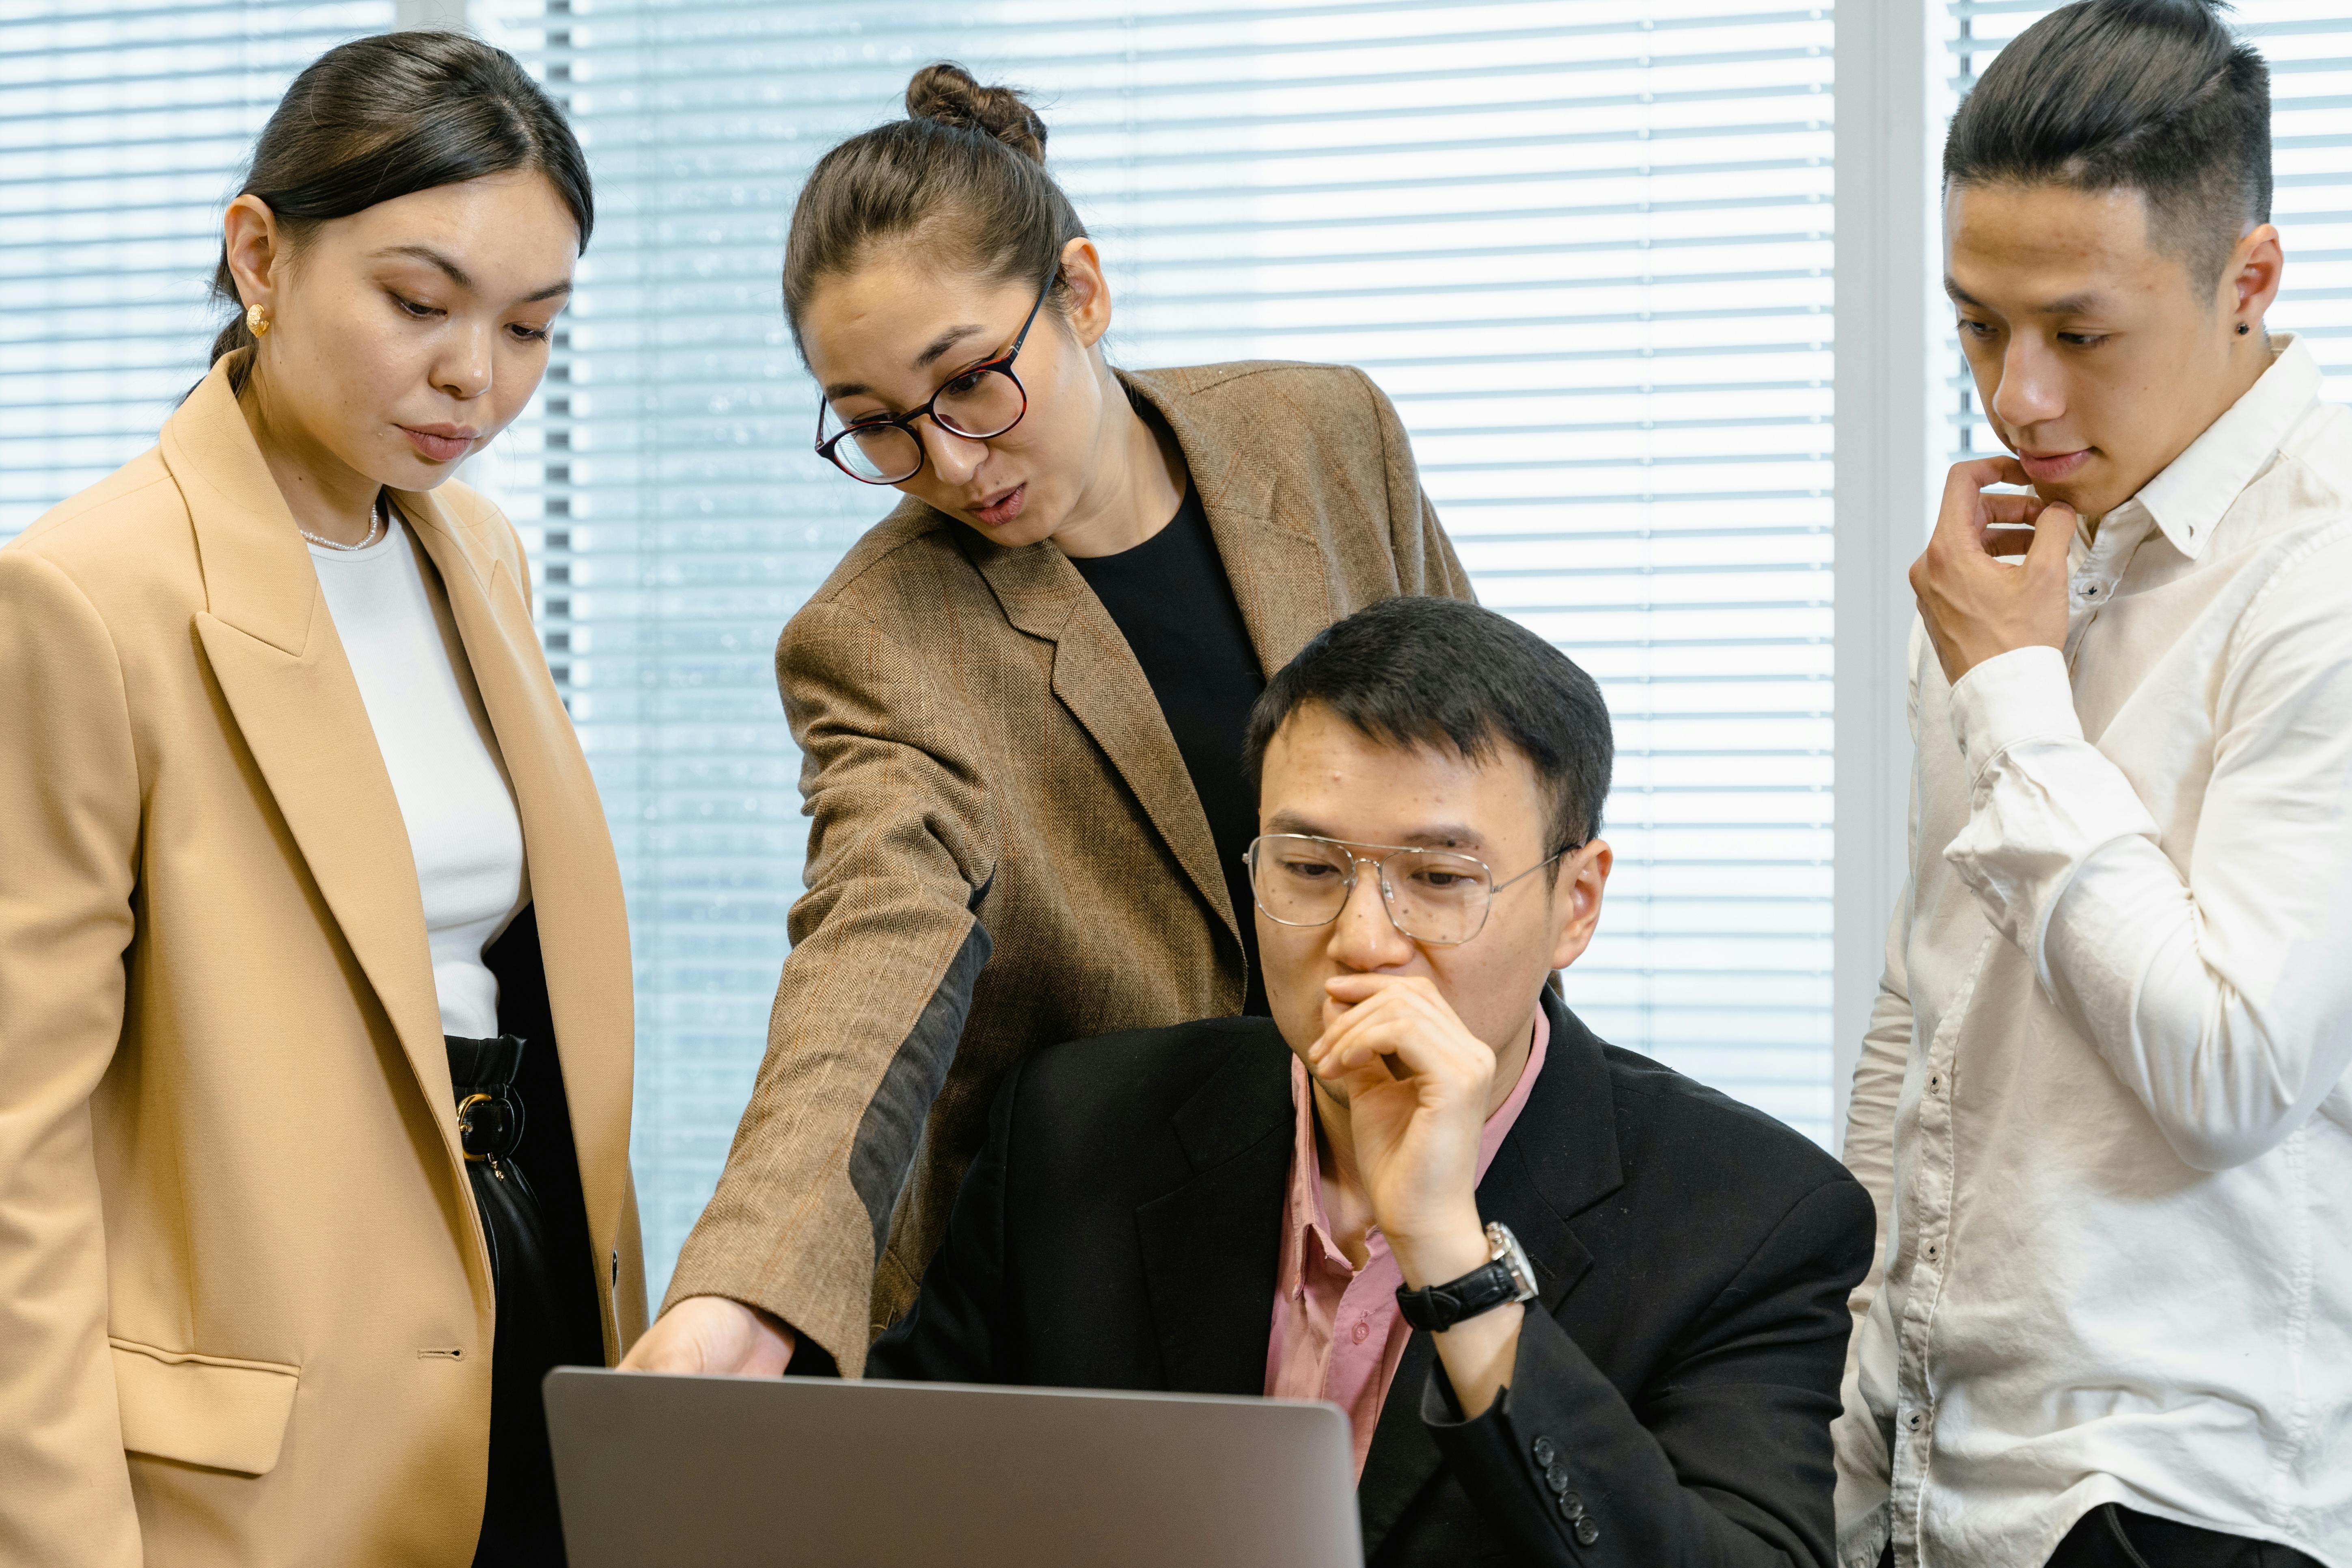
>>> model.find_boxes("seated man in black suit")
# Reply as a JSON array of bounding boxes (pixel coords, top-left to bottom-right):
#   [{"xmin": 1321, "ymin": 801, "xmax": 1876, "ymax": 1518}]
[{"xmin": 868, "ymin": 596, "xmax": 1875, "ymax": 1567}]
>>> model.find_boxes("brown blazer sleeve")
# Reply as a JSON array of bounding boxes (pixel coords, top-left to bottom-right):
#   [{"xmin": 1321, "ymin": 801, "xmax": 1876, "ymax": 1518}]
[
  {"xmin": 660, "ymin": 596, "xmax": 999, "ymax": 1371},
  {"xmin": 0, "ymin": 551, "xmax": 145, "ymax": 1568}
]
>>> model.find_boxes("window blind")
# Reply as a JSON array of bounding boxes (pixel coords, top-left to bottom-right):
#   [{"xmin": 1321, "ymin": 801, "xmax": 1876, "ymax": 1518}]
[
  {"xmin": 470, "ymin": 0, "xmax": 1837, "ymax": 1301},
  {"xmin": 1942, "ymin": 0, "xmax": 2352, "ymax": 460},
  {"xmin": 11, "ymin": 0, "xmax": 1839, "ymax": 1307},
  {"xmin": 2, "ymin": 1, "xmax": 397, "ymax": 541}
]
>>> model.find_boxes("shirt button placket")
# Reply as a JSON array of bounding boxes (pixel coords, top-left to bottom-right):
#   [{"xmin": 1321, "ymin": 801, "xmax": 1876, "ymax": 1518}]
[
  {"xmin": 2065, "ymin": 511, "xmax": 2145, "ymax": 658},
  {"xmin": 1892, "ymin": 953, "xmax": 1974, "ymax": 1532}
]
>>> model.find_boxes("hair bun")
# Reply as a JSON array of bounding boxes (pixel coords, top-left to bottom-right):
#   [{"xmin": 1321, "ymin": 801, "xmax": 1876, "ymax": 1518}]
[{"xmin": 905, "ymin": 61, "xmax": 1048, "ymax": 164}]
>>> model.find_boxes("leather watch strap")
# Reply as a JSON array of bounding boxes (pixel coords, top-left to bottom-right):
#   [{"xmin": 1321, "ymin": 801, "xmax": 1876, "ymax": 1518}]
[{"xmin": 1395, "ymin": 1257, "xmax": 1522, "ymax": 1332}]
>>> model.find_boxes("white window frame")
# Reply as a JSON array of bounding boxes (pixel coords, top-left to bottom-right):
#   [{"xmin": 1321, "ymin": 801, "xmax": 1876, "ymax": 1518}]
[{"xmin": 1830, "ymin": 0, "xmax": 1940, "ymax": 1151}]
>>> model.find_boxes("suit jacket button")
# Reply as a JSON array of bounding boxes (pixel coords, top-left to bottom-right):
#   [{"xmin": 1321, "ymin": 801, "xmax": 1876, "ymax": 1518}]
[
  {"xmin": 1545, "ymin": 1462, "xmax": 1571, "ymax": 1495},
  {"xmin": 1575, "ymin": 1518, "xmax": 1601, "ymax": 1546},
  {"xmin": 1532, "ymin": 1436, "xmax": 1557, "ymax": 1469}
]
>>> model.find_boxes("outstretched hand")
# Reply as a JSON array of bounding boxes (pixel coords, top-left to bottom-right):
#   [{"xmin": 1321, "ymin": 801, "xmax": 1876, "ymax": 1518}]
[
  {"xmin": 618, "ymin": 1294, "xmax": 796, "ymax": 1377},
  {"xmin": 1910, "ymin": 456, "xmax": 2076, "ymax": 686}
]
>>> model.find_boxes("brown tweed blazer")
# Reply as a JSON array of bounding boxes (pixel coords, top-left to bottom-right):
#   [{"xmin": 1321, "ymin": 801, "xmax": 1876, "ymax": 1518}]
[{"xmin": 662, "ymin": 360, "xmax": 1472, "ymax": 1372}]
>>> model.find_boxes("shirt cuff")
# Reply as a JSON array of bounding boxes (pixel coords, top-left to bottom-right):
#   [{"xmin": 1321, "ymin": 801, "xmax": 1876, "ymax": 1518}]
[{"xmin": 1946, "ymin": 644, "xmax": 2080, "ymax": 781}]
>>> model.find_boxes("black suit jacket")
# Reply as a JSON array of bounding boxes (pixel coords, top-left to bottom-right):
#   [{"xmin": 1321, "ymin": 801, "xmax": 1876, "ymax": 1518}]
[{"xmin": 866, "ymin": 993, "xmax": 1875, "ymax": 1567}]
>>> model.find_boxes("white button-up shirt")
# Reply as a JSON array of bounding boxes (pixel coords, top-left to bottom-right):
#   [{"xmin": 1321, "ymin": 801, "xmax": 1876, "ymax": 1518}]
[{"xmin": 1836, "ymin": 336, "xmax": 2352, "ymax": 1568}]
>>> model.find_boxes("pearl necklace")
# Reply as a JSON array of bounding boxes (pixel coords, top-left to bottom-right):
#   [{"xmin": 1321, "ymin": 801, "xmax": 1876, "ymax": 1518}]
[{"xmin": 300, "ymin": 492, "xmax": 391, "ymax": 552}]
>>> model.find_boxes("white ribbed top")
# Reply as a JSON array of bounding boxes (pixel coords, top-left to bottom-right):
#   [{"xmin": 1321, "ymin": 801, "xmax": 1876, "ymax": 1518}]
[{"xmin": 310, "ymin": 509, "xmax": 527, "ymax": 1039}]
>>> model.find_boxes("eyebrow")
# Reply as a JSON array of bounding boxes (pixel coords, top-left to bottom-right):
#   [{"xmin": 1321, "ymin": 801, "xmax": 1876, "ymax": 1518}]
[
  {"xmin": 914, "ymin": 324, "xmax": 987, "ymax": 370},
  {"xmin": 1944, "ymin": 276, "xmax": 2107, "ymax": 316},
  {"xmin": 820, "ymin": 325, "xmax": 994, "ymax": 406},
  {"xmin": 1262, "ymin": 810, "xmax": 1487, "ymax": 850},
  {"xmin": 2035, "ymin": 291, "xmax": 2108, "ymax": 316},
  {"xmin": 374, "ymin": 244, "xmax": 573, "ymax": 304}
]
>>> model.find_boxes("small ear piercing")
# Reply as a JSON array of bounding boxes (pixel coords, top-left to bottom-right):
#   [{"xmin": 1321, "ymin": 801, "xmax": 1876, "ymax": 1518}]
[
  {"xmin": 2238, "ymin": 322, "xmax": 2252, "ymax": 336},
  {"xmin": 246, "ymin": 303, "xmax": 270, "ymax": 338}
]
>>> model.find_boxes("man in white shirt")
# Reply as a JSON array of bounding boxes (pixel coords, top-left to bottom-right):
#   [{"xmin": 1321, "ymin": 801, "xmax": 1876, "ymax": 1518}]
[{"xmin": 1836, "ymin": 2, "xmax": 2350, "ymax": 1566}]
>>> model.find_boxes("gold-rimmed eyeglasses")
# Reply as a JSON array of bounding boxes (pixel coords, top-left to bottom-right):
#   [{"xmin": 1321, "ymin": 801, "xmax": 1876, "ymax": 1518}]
[{"xmin": 1244, "ymin": 833, "xmax": 1577, "ymax": 947}]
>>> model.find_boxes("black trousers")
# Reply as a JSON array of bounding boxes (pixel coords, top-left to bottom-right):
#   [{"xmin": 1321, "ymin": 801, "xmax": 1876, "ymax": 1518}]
[
  {"xmin": 1876, "ymin": 1507, "xmax": 2324, "ymax": 1568},
  {"xmin": 2043, "ymin": 1506, "xmax": 2325, "ymax": 1568},
  {"xmin": 465, "ymin": 914, "xmax": 609, "ymax": 1568},
  {"xmin": 451, "ymin": 1033, "xmax": 581, "ymax": 1568}
]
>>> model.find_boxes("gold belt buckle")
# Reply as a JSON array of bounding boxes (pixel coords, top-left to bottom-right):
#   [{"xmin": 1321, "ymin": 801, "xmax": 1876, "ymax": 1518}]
[{"xmin": 455, "ymin": 1092, "xmax": 496, "ymax": 1162}]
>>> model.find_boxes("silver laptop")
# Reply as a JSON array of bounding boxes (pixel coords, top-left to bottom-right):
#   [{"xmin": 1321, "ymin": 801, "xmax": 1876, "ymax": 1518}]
[{"xmin": 544, "ymin": 1368, "xmax": 1364, "ymax": 1568}]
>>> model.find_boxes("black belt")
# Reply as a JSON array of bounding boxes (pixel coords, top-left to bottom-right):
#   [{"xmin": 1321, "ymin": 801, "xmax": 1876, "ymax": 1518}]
[
  {"xmin": 448, "ymin": 1033, "xmax": 543, "ymax": 1292},
  {"xmin": 446, "ymin": 1033, "xmax": 570, "ymax": 1567},
  {"xmin": 452, "ymin": 1032, "xmax": 529, "ymax": 1172}
]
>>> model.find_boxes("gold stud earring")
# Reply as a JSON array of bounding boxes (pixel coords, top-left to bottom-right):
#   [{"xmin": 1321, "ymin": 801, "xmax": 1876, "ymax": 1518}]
[{"xmin": 247, "ymin": 303, "xmax": 270, "ymax": 338}]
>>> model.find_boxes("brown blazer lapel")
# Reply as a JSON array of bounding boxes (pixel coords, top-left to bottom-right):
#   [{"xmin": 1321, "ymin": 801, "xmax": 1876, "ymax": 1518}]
[
  {"xmin": 966, "ymin": 533, "xmax": 1233, "ymax": 934},
  {"xmin": 398, "ymin": 490, "xmax": 636, "ymax": 1243},
  {"xmin": 961, "ymin": 373, "xmax": 1344, "ymax": 947},
  {"xmin": 1122, "ymin": 368, "xmax": 1336, "ymax": 679},
  {"xmin": 164, "ymin": 362, "xmax": 454, "ymax": 1121}
]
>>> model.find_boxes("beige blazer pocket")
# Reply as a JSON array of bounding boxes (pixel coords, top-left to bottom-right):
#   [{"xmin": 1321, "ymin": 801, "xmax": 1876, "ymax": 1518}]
[{"xmin": 112, "ymin": 1339, "xmax": 300, "ymax": 1476}]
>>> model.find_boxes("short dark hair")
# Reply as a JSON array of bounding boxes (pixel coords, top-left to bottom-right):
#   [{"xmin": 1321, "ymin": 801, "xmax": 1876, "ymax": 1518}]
[
  {"xmin": 1244, "ymin": 597, "xmax": 1614, "ymax": 854},
  {"xmin": 1944, "ymin": 0, "xmax": 2270, "ymax": 291},
  {"xmin": 209, "ymin": 32, "xmax": 593, "ymax": 379}
]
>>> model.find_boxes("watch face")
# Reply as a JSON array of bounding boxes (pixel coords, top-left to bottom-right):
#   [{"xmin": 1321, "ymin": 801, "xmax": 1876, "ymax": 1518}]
[{"xmin": 1487, "ymin": 1221, "xmax": 1541, "ymax": 1302}]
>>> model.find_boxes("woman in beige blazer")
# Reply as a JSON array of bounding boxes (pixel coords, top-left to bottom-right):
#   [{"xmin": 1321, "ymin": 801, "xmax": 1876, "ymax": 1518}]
[
  {"xmin": 627, "ymin": 64, "xmax": 1474, "ymax": 1382},
  {"xmin": 0, "ymin": 35, "xmax": 641, "ymax": 1568}
]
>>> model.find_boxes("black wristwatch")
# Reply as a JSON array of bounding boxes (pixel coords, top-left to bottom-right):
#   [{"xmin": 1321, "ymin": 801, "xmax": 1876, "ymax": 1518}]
[{"xmin": 1395, "ymin": 1221, "xmax": 1540, "ymax": 1332}]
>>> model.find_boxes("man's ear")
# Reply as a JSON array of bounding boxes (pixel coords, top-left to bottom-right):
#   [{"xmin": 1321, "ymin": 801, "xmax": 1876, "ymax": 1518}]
[
  {"xmin": 1546, "ymin": 839, "xmax": 1611, "ymax": 972},
  {"xmin": 2224, "ymin": 221, "xmax": 2284, "ymax": 327}
]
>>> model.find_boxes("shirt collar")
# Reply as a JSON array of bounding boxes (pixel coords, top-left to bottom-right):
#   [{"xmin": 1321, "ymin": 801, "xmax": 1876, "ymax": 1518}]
[{"xmin": 2126, "ymin": 333, "xmax": 2321, "ymax": 561}]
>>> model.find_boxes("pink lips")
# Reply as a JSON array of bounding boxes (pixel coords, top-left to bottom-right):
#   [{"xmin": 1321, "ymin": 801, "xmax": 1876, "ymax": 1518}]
[
  {"xmin": 973, "ymin": 483, "xmax": 1026, "ymax": 528},
  {"xmin": 2018, "ymin": 448, "xmax": 2092, "ymax": 485},
  {"xmin": 400, "ymin": 425, "xmax": 478, "ymax": 464}
]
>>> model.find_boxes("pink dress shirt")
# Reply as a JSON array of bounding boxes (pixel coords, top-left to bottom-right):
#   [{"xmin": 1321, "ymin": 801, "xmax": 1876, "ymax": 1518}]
[{"xmin": 1263, "ymin": 1006, "xmax": 1551, "ymax": 1480}]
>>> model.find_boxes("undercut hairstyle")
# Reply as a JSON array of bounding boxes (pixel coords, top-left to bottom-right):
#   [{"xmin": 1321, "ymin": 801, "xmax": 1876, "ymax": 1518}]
[
  {"xmin": 782, "ymin": 62, "xmax": 1088, "ymax": 356},
  {"xmin": 1944, "ymin": 0, "xmax": 2271, "ymax": 292},
  {"xmin": 209, "ymin": 31, "xmax": 591, "ymax": 380},
  {"xmin": 1244, "ymin": 597, "xmax": 1614, "ymax": 855}
]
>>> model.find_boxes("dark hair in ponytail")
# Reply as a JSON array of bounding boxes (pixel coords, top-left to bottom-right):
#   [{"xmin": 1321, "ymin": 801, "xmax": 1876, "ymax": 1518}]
[
  {"xmin": 782, "ymin": 63, "xmax": 1087, "ymax": 356},
  {"xmin": 209, "ymin": 30, "xmax": 592, "ymax": 380}
]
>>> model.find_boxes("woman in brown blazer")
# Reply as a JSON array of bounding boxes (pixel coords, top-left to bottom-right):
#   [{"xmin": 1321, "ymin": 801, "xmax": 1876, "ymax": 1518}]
[
  {"xmin": 0, "ymin": 36, "xmax": 641, "ymax": 1568},
  {"xmin": 628, "ymin": 65, "xmax": 1474, "ymax": 1381}
]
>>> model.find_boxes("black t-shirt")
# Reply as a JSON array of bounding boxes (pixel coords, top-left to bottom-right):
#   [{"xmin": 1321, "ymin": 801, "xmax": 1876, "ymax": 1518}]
[{"xmin": 1070, "ymin": 485, "xmax": 1271, "ymax": 1017}]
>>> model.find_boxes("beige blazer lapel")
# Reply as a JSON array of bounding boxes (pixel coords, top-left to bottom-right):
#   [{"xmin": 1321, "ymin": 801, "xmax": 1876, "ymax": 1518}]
[
  {"xmin": 397, "ymin": 489, "xmax": 636, "ymax": 1255},
  {"xmin": 965, "ymin": 533, "xmax": 1236, "ymax": 938},
  {"xmin": 164, "ymin": 360, "xmax": 455, "ymax": 1125}
]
